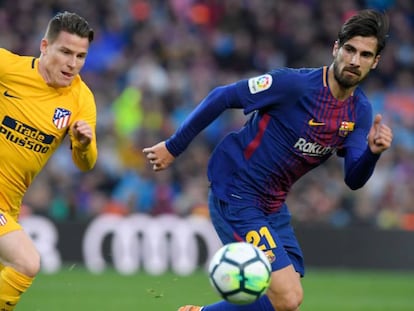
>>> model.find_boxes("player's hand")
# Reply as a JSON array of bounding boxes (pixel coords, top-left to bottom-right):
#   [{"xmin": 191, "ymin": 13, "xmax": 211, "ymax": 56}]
[
  {"xmin": 71, "ymin": 120, "xmax": 93, "ymax": 147},
  {"xmin": 368, "ymin": 114, "xmax": 393, "ymax": 154},
  {"xmin": 143, "ymin": 141, "xmax": 175, "ymax": 171}
]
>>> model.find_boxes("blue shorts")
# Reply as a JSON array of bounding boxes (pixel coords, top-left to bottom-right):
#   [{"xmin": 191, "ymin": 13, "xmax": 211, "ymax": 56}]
[{"xmin": 208, "ymin": 190, "xmax": 305, "ymax": 277}]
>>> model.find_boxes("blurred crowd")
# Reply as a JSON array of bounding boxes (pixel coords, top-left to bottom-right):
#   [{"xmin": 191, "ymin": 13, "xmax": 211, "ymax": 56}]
[{"xmin": 1, "ymin": 0, "xmax": 414, "ymax": 230}]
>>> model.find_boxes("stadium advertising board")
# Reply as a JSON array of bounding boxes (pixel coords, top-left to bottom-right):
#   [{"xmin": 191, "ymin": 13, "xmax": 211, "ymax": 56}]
[
  {"xmin": 20, "ymin": 214, "xmax": 414, "ymax": 273},
  {"xmin": 21, "ymin": 214, "xmax": 222, "ymax": 275}
]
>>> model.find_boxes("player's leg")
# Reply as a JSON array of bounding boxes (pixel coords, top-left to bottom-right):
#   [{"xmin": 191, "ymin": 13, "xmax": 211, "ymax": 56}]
[
  {"xmin": 179, "ymin": 296, "xmax": 275, "ymax": 311},
  {"xmin": 265, "ymin": 203, "xmax": 305, "ymax": 310},
  {"xmin": 178, "ymin": 267, "xmax": 301, "ymax": 311},
  {"xmin": 178, "ymin": 192, "xmax": 303, "ymax": 311},
  {"xmin": 266, "ymin": 265, "xmax": 302, "ymax": 311},
  {"xmin": 178, "ymin": 295, "xmax": 274, "ymax": 311},
  {"xmin": 213, "ymin": 194, "xmax": 304, "ymax": 310},
  {"xmin": 0, "ymin": 211, "xmax": 40, "ymax": 310}
]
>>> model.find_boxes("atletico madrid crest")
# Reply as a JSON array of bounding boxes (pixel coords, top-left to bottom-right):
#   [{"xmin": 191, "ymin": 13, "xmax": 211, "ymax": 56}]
[
  {"xmin": 0, "ymin": 213, "xmax": 7, "ymax": 226},
  {"xmin": 53, "ymin": 108, "xmax": 72, "ymax": 129}
]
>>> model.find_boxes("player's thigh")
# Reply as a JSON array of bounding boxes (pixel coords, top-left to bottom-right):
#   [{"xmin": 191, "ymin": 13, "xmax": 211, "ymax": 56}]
[
  {"xmin": 268, "ymin": 205, "xmax": 305, "ymax": 276},
  {"xmin": 0, "ymin": 212, "xmax": 40, "ymax": 276},
  {"xmin": 267, "ymin": 264, "xmax": 303, "ymax": 311},
  {"xmin": 209, "ymin": 192, "xmax": 295, "ymax": 271}
]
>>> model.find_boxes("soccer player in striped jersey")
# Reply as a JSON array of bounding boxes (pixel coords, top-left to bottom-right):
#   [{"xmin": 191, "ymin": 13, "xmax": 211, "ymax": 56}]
[
  {"xmin": 0, "ymin": 12, "xmax": 97, "ymax": 310},
  {"xmin": 144, "ymin": 9, "xmax": 392, "ymax": 311}
]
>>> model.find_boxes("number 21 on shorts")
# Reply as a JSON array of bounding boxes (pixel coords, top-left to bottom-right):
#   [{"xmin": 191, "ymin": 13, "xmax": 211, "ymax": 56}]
[{"xmin": 246, "ymin": 226, "xmax": 276, "ymax": 263}]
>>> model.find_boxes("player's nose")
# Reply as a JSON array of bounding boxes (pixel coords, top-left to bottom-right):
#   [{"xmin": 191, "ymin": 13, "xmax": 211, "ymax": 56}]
[{"xmin": 350, "ymin": 53, "xmax": 361, "ymax": 67}]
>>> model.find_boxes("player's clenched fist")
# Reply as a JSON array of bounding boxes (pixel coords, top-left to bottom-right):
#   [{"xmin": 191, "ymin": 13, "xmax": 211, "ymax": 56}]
[{"xmin": 71, "ymin": 120, "xmax": 93, "ymax": 147}]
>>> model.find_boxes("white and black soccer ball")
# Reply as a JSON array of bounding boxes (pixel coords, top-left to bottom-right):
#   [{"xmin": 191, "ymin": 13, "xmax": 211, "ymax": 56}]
[{"xmin": 208, "ymin": 242, "xmax": 272, "ymax": 305}]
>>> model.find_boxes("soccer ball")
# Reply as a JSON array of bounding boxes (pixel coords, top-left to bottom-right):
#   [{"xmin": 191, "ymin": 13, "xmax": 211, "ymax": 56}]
[{"xmin": 208, "ymin": 242, "xmax": 271, "ymax": 305}]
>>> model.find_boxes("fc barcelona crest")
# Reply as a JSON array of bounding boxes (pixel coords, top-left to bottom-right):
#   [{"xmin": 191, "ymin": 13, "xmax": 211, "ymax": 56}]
[
  {"xmin": 338, "ymin": 121, "xmax": 355, "ymax": 137},
  {"xmin": 53, "ymin": 108, "xmax": 72, "ymax": 129}
]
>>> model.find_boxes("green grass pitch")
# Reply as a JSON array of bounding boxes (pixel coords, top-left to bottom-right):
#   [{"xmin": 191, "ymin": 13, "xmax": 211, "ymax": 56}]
[{"xmin": 18, "ymin": 266, "xmax": 414, "ymax": 311}]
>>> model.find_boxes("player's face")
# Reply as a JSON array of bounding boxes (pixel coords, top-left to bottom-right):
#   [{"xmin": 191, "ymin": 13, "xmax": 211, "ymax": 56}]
[
  {"xmin": 39, "ymin": 31, "xmax": 89, "ymax": 88},
  {"xmin": 332, "ymin": 36, "xmax": 380, "ymax": 88}
]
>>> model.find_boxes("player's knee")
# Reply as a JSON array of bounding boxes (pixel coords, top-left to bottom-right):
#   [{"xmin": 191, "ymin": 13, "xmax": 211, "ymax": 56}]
[
  {"xmin": 279, "ymin": 290, "xmax": 303, "ymax": 311},
  {"xmin": 268, "ymin": 284, "xmax": 303, "ymax": 311},
  {"xmin": 13, "ymin": 251, "xmax": 41, "ymax": 277}
]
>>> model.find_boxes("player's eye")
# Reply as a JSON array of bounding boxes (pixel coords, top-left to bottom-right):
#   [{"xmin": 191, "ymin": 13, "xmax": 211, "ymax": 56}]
[
  {"xmin": 343, "ymin": 45, "xmax": 354, "ymax": 53},
  {"xmin": 60, "ymin": 49, "xmax": 71, "ymax": 55},
  {"xmin": 361, "ymin": 51, "xmax": 374, "ymax": 58}
]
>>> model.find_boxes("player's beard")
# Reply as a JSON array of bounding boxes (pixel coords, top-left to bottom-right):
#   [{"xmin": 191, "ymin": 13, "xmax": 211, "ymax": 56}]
[{"xmin": 333, "ymin": 60, "xmax": 366, "ymax": 89}]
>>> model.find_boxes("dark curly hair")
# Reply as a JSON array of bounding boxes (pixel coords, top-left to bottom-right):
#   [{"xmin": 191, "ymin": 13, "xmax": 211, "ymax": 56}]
[{"xmin": 337, "ymin": 9, "xmax": 389, "ymax": 56}]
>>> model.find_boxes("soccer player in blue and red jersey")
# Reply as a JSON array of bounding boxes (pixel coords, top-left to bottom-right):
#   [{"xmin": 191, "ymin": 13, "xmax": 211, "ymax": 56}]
[{"xmin": 144, "ymin": 9, "xmax": 392, "ymax": 311}]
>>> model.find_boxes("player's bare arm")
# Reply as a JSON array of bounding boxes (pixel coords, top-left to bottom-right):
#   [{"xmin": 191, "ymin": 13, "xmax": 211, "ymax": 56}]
[
  {"xmin": 143, "ymin": 141, "xmax": 175, "ymax": 172},
  {"xmin": 368, "ymin": 114, "xmax": 393, "ymax": 154}
]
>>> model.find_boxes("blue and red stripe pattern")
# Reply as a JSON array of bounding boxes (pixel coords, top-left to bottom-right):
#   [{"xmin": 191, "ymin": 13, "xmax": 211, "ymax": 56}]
[
  {"xmin": 208, "ymin": 66, "xmax": 371, "ymax": 213},
  {"xmin": 244, "ymin": 113, "xmax": 271, "ymax": 160}
]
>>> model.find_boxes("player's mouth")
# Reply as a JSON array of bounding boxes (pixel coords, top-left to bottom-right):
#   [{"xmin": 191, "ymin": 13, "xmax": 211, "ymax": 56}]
[
  {"xmin": 62, "ymin": 71, "xmax": 74, "ymax": 79},
  {"xmin": 344, "ymin": 68, "xmax": 360, "ymax": 76}
]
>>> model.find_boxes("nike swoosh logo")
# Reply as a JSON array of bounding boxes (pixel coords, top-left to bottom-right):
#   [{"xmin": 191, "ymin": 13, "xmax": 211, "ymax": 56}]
[
  {"xmin": 6, "ymin": 301, "xmax": 16, "ymax": 306},
  {"xmin": 308, "ymin": 119, "xmax": 325, "ymax": 126},
  {"xmin": 3, "ymin": 90, "xmax": 21, "ymax": 99}
]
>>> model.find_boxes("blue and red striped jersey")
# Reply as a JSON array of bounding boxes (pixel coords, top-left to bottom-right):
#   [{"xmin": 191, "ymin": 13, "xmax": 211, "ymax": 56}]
[{"xmin": 166, "ymin": 66, "xmax": 379, "ymax": 213}]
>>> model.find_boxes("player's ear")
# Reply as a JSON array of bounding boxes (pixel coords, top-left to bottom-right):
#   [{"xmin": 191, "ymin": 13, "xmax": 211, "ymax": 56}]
[
  {"xmin": 371, "ymin": 54, "xmax": 380, "ymax": 69},
  {"xmin": 40, "ymin": 38, "xmax": 48, "ymax": 54},
  {"xmin": 332, "ymin": 40, "xmax": 339, "ymax": 57}
]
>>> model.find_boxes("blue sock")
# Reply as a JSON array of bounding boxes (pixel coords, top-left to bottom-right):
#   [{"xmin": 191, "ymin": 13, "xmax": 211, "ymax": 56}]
[{"xmin": 203, "ymin": 295, "xmax": 274, "ymax": 311}]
